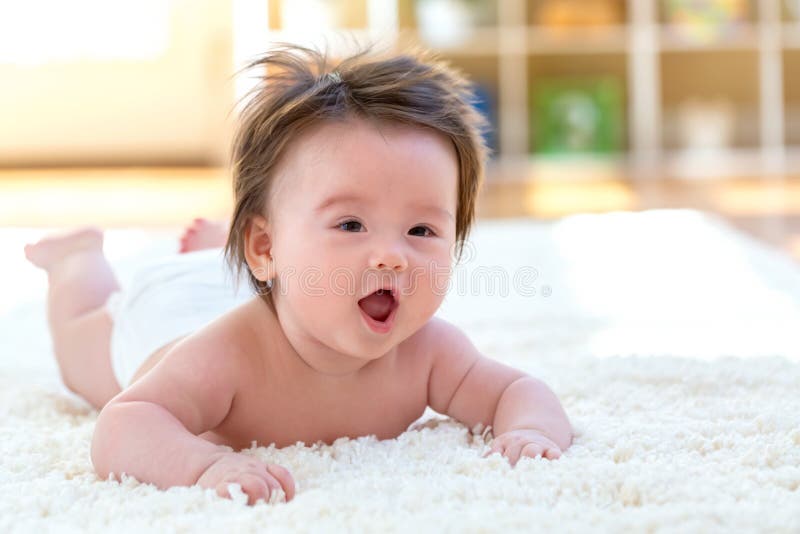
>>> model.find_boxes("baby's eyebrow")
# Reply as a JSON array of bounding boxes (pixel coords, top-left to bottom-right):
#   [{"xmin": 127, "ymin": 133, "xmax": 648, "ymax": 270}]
[
  {"xmin": 421, "ymin": 206, "xmax": 454, "ymax": 221},
  {"xmin": 315, "ymin": 193, "xmax": 454, "ymax": 221},
  {"xmin": 314, "ymin": 193, "xmax": 362, "ymax": 213}
]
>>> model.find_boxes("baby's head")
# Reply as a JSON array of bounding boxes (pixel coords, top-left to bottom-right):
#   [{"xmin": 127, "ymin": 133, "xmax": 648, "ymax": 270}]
[{"xmin": 224, "ymin": 43, "xmax": 489, "ymax": 356}]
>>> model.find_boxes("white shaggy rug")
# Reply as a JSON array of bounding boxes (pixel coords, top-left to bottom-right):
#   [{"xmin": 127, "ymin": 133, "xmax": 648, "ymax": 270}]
[{"xmin": 1, "ymin": 209, "xmax": 799, "ymax": 533}]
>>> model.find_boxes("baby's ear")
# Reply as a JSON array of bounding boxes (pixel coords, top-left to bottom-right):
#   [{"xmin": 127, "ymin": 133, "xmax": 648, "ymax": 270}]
[{"xmin": 243, "ymin": 215, "xmax": 274, "ymax": 282}]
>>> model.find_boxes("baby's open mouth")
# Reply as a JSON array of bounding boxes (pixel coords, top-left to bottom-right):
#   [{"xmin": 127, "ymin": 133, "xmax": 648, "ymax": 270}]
[{"xmin": 358, "ymin": 289, "xmax": 396, "ymax": 322}]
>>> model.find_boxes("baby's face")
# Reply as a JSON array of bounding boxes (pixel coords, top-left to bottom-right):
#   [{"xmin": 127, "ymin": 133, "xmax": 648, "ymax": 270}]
[{"xmin": 267, "ymin": 118, "xmax": 459, "ymax": 360}]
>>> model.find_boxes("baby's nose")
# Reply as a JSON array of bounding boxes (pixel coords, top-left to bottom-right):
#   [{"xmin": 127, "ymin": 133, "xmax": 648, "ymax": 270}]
[{"xmin": 371, "ymin": 249, "xmax": 407, "ymax": 271}]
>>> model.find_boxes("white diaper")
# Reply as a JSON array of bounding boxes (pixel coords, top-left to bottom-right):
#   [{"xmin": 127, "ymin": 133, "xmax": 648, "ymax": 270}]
[{"xmin": 106, "ymin": 247, "xmax": 254, "ymax": 389}]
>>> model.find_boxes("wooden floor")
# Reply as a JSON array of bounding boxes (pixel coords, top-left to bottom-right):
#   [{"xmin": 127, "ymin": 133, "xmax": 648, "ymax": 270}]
[{"xmin": 2, "ymin": 166, "xmax": 798, "ymax": 262}]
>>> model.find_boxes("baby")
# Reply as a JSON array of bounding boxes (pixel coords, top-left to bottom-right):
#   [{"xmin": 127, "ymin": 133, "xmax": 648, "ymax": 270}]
[{"xmin": 25, "ymin": 44, "xmax": 572, "ymax": 505}]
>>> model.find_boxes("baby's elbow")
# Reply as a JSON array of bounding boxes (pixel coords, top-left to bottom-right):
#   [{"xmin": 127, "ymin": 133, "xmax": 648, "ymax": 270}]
[
  {"xmin": 90, "ymin": 404, "xmax": 119, "ymax": 481},
  {"xmin": 560, "ymin": 422, "xmax": 575, "ymax": 452},
  {"xmin": 566, "ymin": 429, "xmax": 574, "ymax": 450}
]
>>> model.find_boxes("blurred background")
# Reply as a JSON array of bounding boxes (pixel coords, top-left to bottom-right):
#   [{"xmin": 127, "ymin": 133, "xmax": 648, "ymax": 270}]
[{"xmin": 2, "ymin": 0, "xmax": 799, "ymax": 261}]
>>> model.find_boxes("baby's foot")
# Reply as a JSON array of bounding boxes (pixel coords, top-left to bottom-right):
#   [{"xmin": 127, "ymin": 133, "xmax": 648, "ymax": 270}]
[
  {"xmin": 24, "ymin": 227, "xmax": 104, "ymax": 271},
  {"xmin": 179, "ymin": 218, "xmax": 228, "ymax": 253}
]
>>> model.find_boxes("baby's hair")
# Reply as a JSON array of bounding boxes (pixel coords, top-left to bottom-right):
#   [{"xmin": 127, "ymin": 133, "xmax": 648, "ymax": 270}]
[{"xmin": 224, "ymin": 41, "xmax": 491, "ymax": 312}]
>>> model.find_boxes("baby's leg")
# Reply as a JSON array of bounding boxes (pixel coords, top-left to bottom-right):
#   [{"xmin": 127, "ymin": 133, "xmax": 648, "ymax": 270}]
[{"xmin": 25, "ymin": 227, "xmax": 122, "ymax": 409}]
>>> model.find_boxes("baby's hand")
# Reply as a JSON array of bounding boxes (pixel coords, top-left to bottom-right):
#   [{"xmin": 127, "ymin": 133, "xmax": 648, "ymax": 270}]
[
  {"xmin": 482, "ymin": 428, "xmax": 562, "ymax": 467},
  {"xmin": 196, "ymin": 451, "xmax": 296, "ymax": 505}
]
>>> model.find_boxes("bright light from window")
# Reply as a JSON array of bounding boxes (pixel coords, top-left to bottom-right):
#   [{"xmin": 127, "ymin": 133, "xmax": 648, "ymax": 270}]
[{"xmin": 0, "ymin": 0, "xmax": 171, "ymax": 65}]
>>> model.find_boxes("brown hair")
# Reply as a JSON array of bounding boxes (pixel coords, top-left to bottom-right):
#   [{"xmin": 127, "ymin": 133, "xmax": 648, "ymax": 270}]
[{"xmin": 224, "ymin": 42, "xmax": 491, "ymax": 313}]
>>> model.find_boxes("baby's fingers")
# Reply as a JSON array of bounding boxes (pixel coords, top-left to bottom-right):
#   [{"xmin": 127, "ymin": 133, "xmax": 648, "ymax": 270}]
[
  {"xmin": 216, "ymin": 475, "xmax": 270, "ymax": 506},
  {"xmin": 520, "ymin": 442, "xmax": 562, "ymax": 462},
  {"xmin": 504, "ymin": 439, "xmax": 537, "ymax": 467},
  {"xmin": 482, "ymin": 441, "xmax": 505, "ymax": 459},
  {"xmin": 544, "ymin": 447, "xmax": 562, "ymax": 460},
  {"xmin": 518, "ymin": 442, "xmax": 546, "ymax": 464},
  {"xmin": 266, "ymin": 464, "xmax": 296, "ymax": 502}
]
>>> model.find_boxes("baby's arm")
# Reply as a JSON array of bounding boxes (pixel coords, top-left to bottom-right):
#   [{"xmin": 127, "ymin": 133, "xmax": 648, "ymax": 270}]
[
  {"xmin": 91, "ymin": 331, "xmax": 294, "ymax": 504},
  {"xmin": 426, "ymin": 318, "xmax": 572, "ymax": 466}
]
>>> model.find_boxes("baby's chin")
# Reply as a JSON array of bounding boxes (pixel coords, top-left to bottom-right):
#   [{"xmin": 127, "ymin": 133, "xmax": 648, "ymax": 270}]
[
  {"xmin": 345, "ymin": 341, "xmax": 397, "ymax": 362},
  {"xmin": 338, "ymin": 336, "xmax": 400, "ymax": 364}
]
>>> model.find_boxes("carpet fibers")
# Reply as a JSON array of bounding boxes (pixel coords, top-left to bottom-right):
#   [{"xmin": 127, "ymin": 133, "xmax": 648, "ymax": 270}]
[{"xmin": 1, "ymin": 210, "xmax": 799, "ymax": 533}]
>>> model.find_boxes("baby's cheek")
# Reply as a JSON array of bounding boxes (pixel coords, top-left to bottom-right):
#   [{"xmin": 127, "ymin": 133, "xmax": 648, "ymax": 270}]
[
  {"xmin": 407, "ymin": 270, "xmax": 449, "ymax": 315},
  {"xmin": 286, "ymin": 272, "xmax": 330, "ymax": 316},
  {"xmin": 418, "ymin": 263, "xmax": 452, "ymax": 301}
]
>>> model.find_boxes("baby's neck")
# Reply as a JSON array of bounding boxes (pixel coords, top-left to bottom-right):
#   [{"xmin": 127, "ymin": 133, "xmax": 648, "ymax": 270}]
[{"xmin": 249, "ymin": 297, "xmax": 397, "ymax": 384}]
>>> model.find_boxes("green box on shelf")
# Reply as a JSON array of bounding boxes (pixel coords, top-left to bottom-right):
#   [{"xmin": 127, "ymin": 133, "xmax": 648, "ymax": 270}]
[{"xmin": 530, "ymin": 77, "xmax": 624, "ymax": 155}]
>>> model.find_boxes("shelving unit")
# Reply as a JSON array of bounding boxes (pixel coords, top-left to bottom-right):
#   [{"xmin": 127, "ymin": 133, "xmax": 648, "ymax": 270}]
[
  {"xmin": 259, "ymin": 0, "xmax": 800, "ymax": 181},
  {"xmin": 787, "ymin": 50, "xmax": 800, "ymax": 145}
]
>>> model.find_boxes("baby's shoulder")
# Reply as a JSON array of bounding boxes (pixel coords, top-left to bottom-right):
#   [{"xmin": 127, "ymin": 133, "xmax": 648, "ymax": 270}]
[
  {"xmin": 195, "ymin": 299, "xmax": 264, "ymax": 354},
  {"xmin": 170, "ymin": 299, "xmax": 264, "ymax": 373},
  {"xmin": 397, "ymin": 316, "xmax": 462, "ymax": 362}
]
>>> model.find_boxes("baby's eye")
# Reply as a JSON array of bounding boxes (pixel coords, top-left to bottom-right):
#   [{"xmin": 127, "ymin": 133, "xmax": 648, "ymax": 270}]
[
  {"xmin": 338, "ymin": 220, "xmax": 363, "ymax": 232},
  {"xmin": 409, "ymin": 225, "xmax": 435, "ymax": 237}
]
